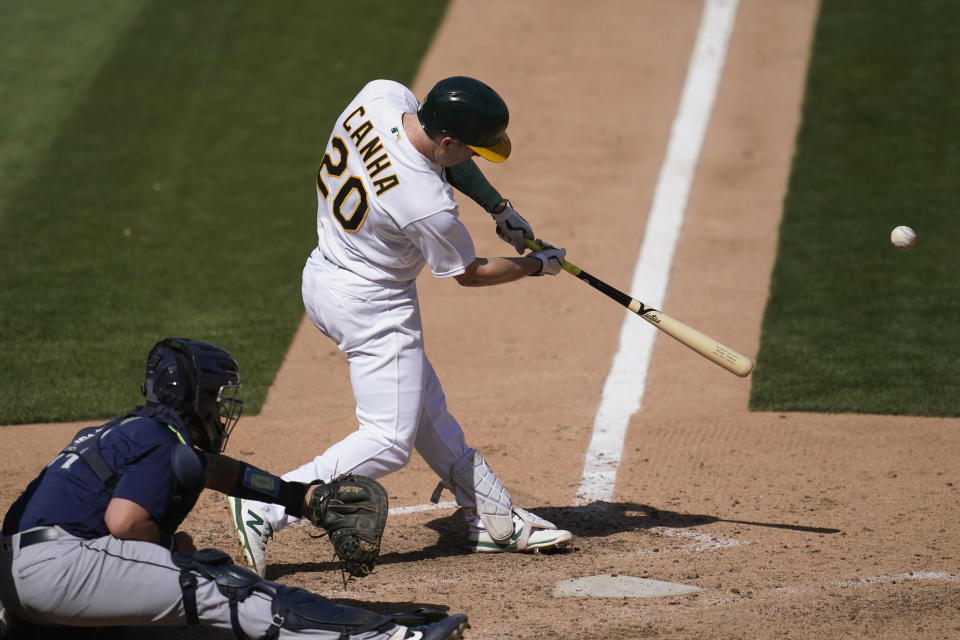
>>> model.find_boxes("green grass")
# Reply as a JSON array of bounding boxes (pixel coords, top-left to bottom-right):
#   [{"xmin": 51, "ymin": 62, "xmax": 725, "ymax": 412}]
[
  {"xmin": 0, "ymin": 1, "xmax": 149, "ymax": 215},
  {"xmin": 0, "ymin": 0, "xmax": 449, "ymax": 424},
  {"xmin": 750, "ymin": 0, "xmax": 960, "ymax": 416}
]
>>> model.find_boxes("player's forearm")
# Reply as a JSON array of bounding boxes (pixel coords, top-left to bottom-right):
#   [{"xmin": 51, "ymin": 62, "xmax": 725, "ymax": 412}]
[
  {"xmin": 202, "ymin": 452, "xmax": 312, "ymax": 517},
  {"xmin": 454, "ymin": 256, "xmax": 542, "ymax": 287}
]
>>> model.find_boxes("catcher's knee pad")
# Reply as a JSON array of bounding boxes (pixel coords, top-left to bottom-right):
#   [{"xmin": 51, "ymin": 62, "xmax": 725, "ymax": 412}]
[
  {"xmin": 173, "ymin": 549, "xmax": 265, "ymax": 638},
  {"xmin": 447, "ymin": 448, "xmax": 514, "ymax": 543}
]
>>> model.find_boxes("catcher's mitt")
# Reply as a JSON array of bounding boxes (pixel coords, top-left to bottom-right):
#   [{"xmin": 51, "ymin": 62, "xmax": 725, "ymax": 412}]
[{"xmin": 307, "ymin": 474, "xmax": 388, "ymax": 577}]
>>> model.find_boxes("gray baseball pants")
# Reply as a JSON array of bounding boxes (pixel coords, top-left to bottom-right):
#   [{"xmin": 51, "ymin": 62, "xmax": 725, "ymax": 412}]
[{"xmin": 0, "ymin": 526, "xmax": 397, "ymax": 639}]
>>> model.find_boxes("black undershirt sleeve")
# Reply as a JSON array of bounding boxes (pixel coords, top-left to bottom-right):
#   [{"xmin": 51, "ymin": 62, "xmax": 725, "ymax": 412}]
[{"xmin": 444, "ymin": 159, "xmax": 503, "ymax": 212}]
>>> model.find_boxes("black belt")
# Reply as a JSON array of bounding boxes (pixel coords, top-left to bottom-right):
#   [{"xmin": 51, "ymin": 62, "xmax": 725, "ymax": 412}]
[
  {"xmin": 0, "ymin": 528, "xmax": 60, "ymax": 552},
  {"xmin": 21, "ymin": 528, "xmax": 60, "ymax": 548}
]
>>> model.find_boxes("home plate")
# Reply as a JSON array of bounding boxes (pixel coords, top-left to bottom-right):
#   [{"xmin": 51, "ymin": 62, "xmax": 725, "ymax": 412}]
[{"xmin": 553, "ymin": 575, "xmax": 703, "ymax": 598}]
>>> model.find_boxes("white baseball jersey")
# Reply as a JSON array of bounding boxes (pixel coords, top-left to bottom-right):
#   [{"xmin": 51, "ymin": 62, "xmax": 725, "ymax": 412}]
[{"xmin": 314, "ymin": 79, "xmax": 476, "ymax": 284}]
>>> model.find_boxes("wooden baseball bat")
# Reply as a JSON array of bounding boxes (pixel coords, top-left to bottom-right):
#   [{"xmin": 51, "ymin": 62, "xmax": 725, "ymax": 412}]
[{"xmin": 526, "ymin": 239, "xmax": 754, "ymax": 377}]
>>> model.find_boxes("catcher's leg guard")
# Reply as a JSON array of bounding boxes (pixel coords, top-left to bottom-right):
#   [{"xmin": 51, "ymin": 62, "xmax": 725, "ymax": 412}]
[
  {"xmin": 172, "ymin": 550, "xmax": 395, "ymax": 640},
  {"xmin": 447, "ymin": 449, "xmax": 514, "ymax": 543},
  {"xmin": 265, "ymin": 585, "xmax": 393, "ymax": 639},
  {"xmin": 173, "ymin": 549, "xmax": 261, "ymax": 639}
]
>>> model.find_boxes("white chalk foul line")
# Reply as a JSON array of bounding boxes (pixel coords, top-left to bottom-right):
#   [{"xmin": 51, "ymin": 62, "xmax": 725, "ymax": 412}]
[
  {"xmin": 284, "ymin": 500, "xmax": 458, "ymax": 528},
  {"xmin": 833, "ymin": 572, "xmax": 960, "ymax": 587},
  {"xmin": 388, "ymin": 501, "xmax": 457, "ymax": 516},
  {"xmin": 576, "ymin": 0, "xmax": 741, "ymax": 505},
  {"xmin": 698, "ymin": 571, "xmax": 960, "ymax": 606}
]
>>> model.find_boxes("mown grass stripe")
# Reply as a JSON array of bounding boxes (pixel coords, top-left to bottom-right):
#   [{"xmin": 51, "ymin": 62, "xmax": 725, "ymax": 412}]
[
  {"xmin": 0, "ymin": 0, "xmax": 149, "ymax": 216},
  {"xmin": 0, "ymin": 1, "xmax": 449, "ymax": 423},
  {"xmin": 750, "ymin": 0, "xmax": 960, "ymax": 416}
]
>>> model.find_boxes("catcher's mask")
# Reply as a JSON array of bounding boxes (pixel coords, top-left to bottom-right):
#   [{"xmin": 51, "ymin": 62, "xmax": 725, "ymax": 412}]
[
  {"xmin": 142, "ymin": 338, "xmax": 243, "ymax": 453},
  {"xmin": 417, "ymin": 76, "xmax": 511, "ymax": 163}
]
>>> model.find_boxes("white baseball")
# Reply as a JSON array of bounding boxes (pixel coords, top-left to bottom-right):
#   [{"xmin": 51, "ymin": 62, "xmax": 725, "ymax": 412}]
[{"xmin": 890, "ymin": 225, "xmax": 916, "ymax": 250}]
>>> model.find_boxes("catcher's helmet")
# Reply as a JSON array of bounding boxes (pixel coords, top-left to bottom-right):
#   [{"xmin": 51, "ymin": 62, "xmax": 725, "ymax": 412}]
[
  {"xmin": 417, "ymin": 76, "xmax": 511, "ymax": 162},
  {"xmin": 142, "ymin": 338, "xmax": 243, "ymax": 453}
]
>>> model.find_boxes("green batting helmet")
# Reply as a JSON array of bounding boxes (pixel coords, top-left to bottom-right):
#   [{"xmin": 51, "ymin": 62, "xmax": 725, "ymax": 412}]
[{"xmin": 417, "ymin": 76, "xmax": 511, "ymax": 162}]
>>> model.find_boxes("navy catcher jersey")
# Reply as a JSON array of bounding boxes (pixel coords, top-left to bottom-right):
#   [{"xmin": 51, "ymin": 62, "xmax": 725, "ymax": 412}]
[{"xmin": 2, "ymin": 412, "xmax": 194, "ymax": 538}]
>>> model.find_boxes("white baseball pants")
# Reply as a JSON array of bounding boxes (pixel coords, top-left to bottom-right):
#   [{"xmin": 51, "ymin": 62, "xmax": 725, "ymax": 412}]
[{"xmin": 262, "ymin": 249, "xmax": 475, "ymax": 531}]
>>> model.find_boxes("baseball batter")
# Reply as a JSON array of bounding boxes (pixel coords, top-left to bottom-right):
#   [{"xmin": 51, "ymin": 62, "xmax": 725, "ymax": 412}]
[
  {"xmin": 0, "ymin": 338, "xmax": 468, "ymax": 640},
  {"xmin": 229, "ymin": 76, "xmax": 572, "ymax": 577}
]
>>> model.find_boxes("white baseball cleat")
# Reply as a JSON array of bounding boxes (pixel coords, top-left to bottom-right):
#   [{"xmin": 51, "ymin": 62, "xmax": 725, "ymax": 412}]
[
  {"xmin": 469, "ymin": 507, "xmax": 572, "ymax": 553},
  {"xmin": 226, "ymin": 496, "xmax": 272, "ymax": 578},
  {"xmin": 388, "ymin": 613, "xmax": 470, "ymax": 640}
]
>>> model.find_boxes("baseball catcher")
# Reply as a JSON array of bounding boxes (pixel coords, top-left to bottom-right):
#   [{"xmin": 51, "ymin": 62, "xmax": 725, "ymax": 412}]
[{"xmin": 0, "ymin": 338, "xmax": 465, "ymax": 640}]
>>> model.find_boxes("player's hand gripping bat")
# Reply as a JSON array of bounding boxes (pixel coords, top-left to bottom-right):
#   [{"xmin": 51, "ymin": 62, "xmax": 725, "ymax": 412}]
[{"xmin": 526, "ymin": 239, "xmax": 753, "ymax": 377}]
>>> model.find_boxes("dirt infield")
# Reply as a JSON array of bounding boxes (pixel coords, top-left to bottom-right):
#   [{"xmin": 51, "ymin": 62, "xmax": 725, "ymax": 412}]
[{"xmin": 4, "ymin": 1, "xmax": 960, "ymax": 639}]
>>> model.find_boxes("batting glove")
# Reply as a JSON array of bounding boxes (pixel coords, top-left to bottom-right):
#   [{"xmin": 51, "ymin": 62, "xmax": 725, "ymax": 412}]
[
  {"xmin": 491, "ymin": 200, "xmax": 534, "ymax": 255},
  {"xmin": 530, "ymin": 240, "xmax": 566, "ymax": 276}
]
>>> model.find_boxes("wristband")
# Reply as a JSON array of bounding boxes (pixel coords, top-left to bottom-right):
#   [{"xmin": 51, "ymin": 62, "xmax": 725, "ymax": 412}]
[{"xmin": 278, "ymin": 481, "xmax": 313, "ymax": 518}]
